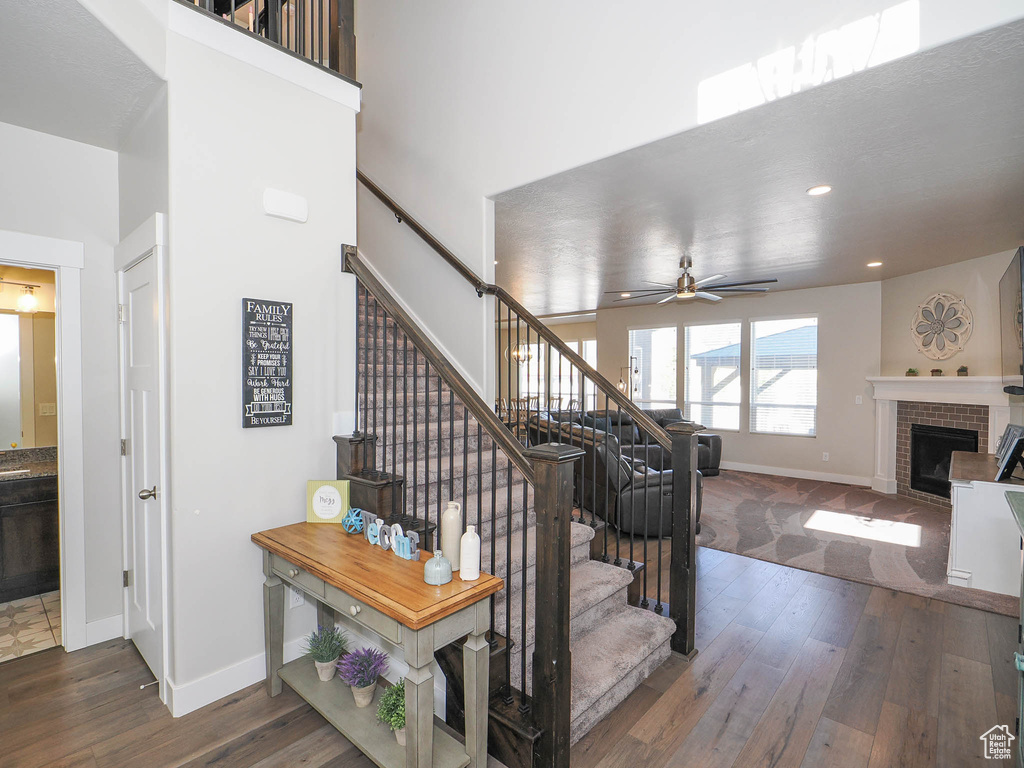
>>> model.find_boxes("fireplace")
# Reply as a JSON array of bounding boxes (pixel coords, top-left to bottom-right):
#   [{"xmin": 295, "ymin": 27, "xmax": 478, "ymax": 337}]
[{"xmin": 910, "ymin": 423, "xmax": 979, "ymax": 499}]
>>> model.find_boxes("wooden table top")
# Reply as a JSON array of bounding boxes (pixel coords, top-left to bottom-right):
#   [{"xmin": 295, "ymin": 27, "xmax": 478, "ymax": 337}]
[{"xmin": 252, "ymin": 522, "xmax": 503, "ymax": 630}]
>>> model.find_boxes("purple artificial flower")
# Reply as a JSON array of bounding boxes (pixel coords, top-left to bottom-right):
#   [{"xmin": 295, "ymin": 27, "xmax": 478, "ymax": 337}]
[{"xmin": 337, "ymin": 646, "xmax": 388, "ymax": 688}]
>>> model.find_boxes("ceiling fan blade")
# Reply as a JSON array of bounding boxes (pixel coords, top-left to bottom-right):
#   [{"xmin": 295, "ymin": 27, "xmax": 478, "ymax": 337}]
[
  {"xmin": 656, "ymin": 294, "xmax": 677, "ymax": 304},
  {"xmin": 603, "ymin": 287, "xmax": 673, "ymax": 295},
  {"xmin": 701, "ymin": 278, "xmax": 779, "ymax": 290},
  {"xmin": 693, "ymin": 273, "xmax": 726, "ymax": 287},
  {"xmin": 612, "ymin": 292, "xmax": 672, "ymax": 302},
  {"xmin": 695, "ymin": 291, "xmax": 723, "ymax": 302},
  {"xmin": 643, "ymin": 280, "xmax": 677, "ymax": 288},
  {"xmin": 712, "ymin": 287, "xmax": 771, "ymax": 293}
]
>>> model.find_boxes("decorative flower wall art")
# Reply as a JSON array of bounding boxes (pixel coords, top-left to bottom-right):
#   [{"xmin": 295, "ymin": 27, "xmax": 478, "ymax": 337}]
[{"xmin": 910, "ymin": 292, "xmax": 973, "ymax": 360}]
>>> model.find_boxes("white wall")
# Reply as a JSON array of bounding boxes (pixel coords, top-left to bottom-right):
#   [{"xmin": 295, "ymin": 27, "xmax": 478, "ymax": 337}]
[
  {"xmin": 596, "ymin": 282, "xmax": 882, "ymax": 484},
  {"xmin": 880, "ymin": 249, "xmax": 1015, "ymax": 376},
  {"xmin": 0, "ymin": 121, "xmax": 123, "ymax": 624},
  {"xmin": 163, "ymin": 32, "xmax": 358, "ymax": 711},
  {"xmin": 119, "ymin": 87, "xmax": 169, "ymax": 241},
  {"xmin": 355, "ymin": 0, "xmax": 1024, "ymax": 388}
]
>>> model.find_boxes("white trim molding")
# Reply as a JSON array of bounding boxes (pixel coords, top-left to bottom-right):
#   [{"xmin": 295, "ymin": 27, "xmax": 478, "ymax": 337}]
[
  {"xmin": 719, "ymin": 460, "xmax": 871, "ymax": 488},
  {"xmin": 866, "ymin": 376, "xmax": 1012, "ymax": 495},
  {"xmin": 86, "ymin": 614, "xmax": 125, "ymax": 646},
  {"xmin": 0, "ymin": 228, "xmax": 87, "ymax": 651}
]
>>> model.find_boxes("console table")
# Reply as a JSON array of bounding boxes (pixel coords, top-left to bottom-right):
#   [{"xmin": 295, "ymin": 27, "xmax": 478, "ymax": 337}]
[{"xmin": 251, "ymin": 522, "xmax": 503, "ymax": 768}]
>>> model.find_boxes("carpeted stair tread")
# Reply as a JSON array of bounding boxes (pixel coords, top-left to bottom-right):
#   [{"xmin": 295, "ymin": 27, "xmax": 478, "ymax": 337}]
[
  {"xmin": 484, "ymin": 522, "xmax": 594, "ymax": 585},
  {"xmin": 494, "ymin": 558, "xmax": 634, "ymax": 646}
]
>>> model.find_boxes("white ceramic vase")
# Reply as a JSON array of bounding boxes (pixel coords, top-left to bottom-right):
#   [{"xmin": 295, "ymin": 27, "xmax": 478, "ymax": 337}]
[
  {"xmin": 440, "ymin": 501, "xmax": 463, "ymax": 570},
  {"xmin": 459, "ymin": 525, "xmax": 481, "ymax": 581}
]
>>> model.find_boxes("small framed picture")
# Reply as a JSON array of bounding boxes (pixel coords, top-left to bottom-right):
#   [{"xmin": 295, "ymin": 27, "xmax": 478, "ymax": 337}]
[
  {"xmin": 996, "ymin": 424, "xmax": 1024, "ymax": 462},
  {"xmin": 306, "ymin": 480, "xmax": 350, "ymax": 524},
  {"xmin": 996, "ymin": 438, "xmax": 1024, "ymax": 482}
]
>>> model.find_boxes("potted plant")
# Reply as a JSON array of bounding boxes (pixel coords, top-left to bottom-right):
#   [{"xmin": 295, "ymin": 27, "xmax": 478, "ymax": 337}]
[
  {"xmin": 337, "ymin": 646, "xmax": 388, "ymax": 707},
  {"xmin": 957, "ymin": 365, "xmax": 969, "ymax": 377},
  {"xmin": 304, "ymin": 625, "xmax": 349, "ymax": 682},
  {"xmin": 931, "ymin": 368, "xmax": 943, "ymax": 377},
  {"xmin": 906, "ymin": 368, "xmax": 919, "ymax": 377},
  {"xmin": 377, "ymin": 679, "xmax": 406, "ymax": 745}
]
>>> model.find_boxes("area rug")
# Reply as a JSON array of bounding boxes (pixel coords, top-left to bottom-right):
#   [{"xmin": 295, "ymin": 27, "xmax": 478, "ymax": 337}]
[{"xmin": 698, "ymin": 470, "xmax": 1018, "ymax": 616}]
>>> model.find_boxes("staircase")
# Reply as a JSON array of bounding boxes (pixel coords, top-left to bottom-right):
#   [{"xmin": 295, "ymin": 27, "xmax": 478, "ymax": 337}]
[{"xmin": 345, "ymin": 275, "xmax": 678, "ymax": 763}]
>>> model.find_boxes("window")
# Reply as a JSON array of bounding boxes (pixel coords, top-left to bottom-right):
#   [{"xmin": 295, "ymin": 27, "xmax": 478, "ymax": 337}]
[
  {"xmin": 684, "ymin": 323, "xmax": 741, "ymax": 430},
  {"xmin": 628, "ymin": 327, "xmax": 676, "ymax": 408},
  {"xmin": 515, "ymin": 342, "xmax": 545, "ymax": 401},
  {"xmin": 750, "ymin": 317, "xmax": 817, "ymax": 436},
  {"xmin": 582, "ymin": 339, "xmax": 597, "ymax": 409},
  {"xmin": 548, "ymin": 341, "xmax": 577, "ymax": 409}
]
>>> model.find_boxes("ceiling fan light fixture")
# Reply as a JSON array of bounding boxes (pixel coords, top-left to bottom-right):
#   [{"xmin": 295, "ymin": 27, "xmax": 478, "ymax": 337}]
[{"xmin": 806, "ymin": 184, "xmax": 832, "ymax": 196}]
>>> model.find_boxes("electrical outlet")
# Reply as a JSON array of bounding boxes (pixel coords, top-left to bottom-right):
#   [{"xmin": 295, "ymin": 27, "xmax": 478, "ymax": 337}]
[
  {"xmin": 822, "ymin": 452, "xmax": 830, "ymax": 462},
  {"xmin": 288, "ymin": 586, "xmax": 305, "ymax": 609},
  {"xmin": 855, "ymin": 395, "xmax": 863, "ymax": 405}
]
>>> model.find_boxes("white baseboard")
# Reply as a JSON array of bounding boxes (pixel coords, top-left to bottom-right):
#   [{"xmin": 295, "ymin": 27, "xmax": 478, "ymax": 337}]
[
  {"xmin": 166, "ymin": 636, "xmax": 305, "ymax": 717},
  {"xmin": 872, "ymin": 477, "xmax": 898, "ymax": 494},
  {"xmin": 719, "ymin": 461, "xmax": 872, "ymax": 488},
  {"xmin": 85, "ymin": 614, "xmax": 124, "ymax": 646}
]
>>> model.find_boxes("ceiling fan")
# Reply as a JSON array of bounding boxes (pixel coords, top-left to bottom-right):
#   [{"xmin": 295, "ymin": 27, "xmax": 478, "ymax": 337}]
[{"xmin": 607, "ymin": 256, "xmax": 779, "ymax": 304}]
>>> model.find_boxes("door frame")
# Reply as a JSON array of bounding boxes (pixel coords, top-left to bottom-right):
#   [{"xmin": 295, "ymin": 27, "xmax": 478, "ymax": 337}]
[
  {"xmin": 0, "ymin": 227, "xmax": 86, "ymax": 651},
  {"xmin": 114, "ymin": 213, "xmax": 171, "ymax": 703}
]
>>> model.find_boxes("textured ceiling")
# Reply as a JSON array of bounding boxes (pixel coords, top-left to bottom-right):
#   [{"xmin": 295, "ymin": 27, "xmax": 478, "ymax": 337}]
[
  {"xmin": 0, "ymin": 0, "xmax": 163, "ymax": 150},
  {"xmin": 494, "ymin": 20, "xmax": 1024, "ymax": 316}
]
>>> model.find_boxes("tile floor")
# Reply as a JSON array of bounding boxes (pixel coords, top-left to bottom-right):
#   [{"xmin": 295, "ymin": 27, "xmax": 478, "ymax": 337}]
[{"xmin": 0, "ymin": 591, "xmax": 61, "ymax": 663}]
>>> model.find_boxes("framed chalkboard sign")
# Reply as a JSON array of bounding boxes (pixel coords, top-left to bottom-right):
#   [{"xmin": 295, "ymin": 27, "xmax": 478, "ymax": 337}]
[{"xmin": 242, "ymin": 298, "xmax": 293, "ymax": 428}]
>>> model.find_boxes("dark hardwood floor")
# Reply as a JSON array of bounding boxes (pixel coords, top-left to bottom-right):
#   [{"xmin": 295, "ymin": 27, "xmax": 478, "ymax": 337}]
[
  {"xmin": 572, "ymin": 546, "xmax": 1019, "ymax": 767},
  {"xmin": 0, "ymin": 548, "xmax": 1016, "ymax": 767}
]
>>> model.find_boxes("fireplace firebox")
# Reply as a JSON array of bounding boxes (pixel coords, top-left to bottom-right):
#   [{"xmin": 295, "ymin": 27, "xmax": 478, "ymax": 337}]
[{"xmin": 910, "ymin": 423, "xmax": 979, "ymax": 499}]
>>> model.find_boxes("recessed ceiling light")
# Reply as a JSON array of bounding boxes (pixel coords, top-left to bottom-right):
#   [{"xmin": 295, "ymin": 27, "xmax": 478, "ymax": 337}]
[
  {"xmin": 806, "ymin": 184, "xmax": 832, "ymax": 196},
  {"xmin": 621, "ymin": 293, "xmax": 631, "ymax": 298},
  {"xmin": 493, "ymin": 260, "xmax": 499, "ymax": 265},
  {"xmin": 867, "ymin": 261, "xmax": 883, "ymax": 268}
]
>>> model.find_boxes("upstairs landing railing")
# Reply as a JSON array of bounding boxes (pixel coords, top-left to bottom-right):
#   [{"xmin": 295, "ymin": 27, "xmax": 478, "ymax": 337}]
[{"xmin": 177, "ymin": 0, "xmax": 357, "ymax": 80}]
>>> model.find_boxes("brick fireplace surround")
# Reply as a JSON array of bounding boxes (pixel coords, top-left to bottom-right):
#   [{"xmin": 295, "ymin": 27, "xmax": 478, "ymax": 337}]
[
  {"xmin": 895, "ymin": 401, "xmax": 989, "ymax": 507},
  {"xmin": 867, "ymin": 376, "xmax": 1013, "ymax": 502}
]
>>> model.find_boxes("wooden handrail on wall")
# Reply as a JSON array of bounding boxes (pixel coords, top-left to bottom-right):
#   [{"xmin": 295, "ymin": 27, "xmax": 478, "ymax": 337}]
[{"xmin": 355, "ymin": 170, "xmax": 672, "ymax": 452}]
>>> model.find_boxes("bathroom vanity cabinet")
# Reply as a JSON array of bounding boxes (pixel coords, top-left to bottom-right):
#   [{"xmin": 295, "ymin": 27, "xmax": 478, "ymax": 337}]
[{"xmin": 0, "ymin": 475, "xmax": 59, "ymax": 602}]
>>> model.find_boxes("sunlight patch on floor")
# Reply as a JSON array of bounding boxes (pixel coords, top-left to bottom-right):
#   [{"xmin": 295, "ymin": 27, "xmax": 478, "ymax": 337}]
[{"xmin": 804, "ymin": 509, "xmax": 922, "ymax": 547}]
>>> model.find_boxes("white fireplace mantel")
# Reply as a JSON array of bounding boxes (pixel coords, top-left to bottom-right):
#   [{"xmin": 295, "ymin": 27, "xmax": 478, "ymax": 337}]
[{"xmin": 866, "ymin": 376, "xmax": 1013, "ymax": 494}]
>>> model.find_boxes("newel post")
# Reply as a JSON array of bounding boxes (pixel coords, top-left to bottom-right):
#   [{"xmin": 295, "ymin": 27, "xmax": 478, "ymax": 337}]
[
  {"xmin": 523, "ymin": 443, "xmax": 583, "ymax": 768},
  {"xmin": 666, "ymin": 421, "xmax": 702, "ymax": 659}
]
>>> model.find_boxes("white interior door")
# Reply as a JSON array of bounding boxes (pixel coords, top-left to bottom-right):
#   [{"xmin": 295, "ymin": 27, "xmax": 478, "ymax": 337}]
[{"xmin": 120, "ymin": 253, "xmax": 164, "ymax": 682}]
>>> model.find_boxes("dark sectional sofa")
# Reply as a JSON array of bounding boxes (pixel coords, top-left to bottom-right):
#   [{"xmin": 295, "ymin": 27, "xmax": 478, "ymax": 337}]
[{"xmin": 525, "ymin": 408, "xmax": 721, "ymax": 538}]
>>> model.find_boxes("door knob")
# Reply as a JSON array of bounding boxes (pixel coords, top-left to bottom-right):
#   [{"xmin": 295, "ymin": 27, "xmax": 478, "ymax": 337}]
[{"xmin": 138, "ymin": 486, "xmax": 157, "ymax": 500}]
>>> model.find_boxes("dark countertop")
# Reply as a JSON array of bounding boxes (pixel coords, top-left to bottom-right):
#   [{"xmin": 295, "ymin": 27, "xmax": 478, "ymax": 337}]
[{"xmin": 0, "ymin": 461, "xmax": 58, "ymax": 481}]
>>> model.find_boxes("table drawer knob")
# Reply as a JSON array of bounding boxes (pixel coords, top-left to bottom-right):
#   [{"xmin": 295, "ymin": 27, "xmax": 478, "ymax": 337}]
[
  {"xmin": 349, "ymin": 605, "xmax": 361, "ymax": 616},
  {"xmin": 288, "ymin": 569, "xmax": 299, "ymax": 578}
]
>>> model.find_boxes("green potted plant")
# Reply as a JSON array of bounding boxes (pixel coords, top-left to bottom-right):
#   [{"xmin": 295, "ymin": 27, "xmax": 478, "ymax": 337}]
[
  {"xmin": 906, "ymin": 368, "xmax": 919, "ymax": 377},
  {"xmin": 304, "ymin": 625, "xmax": 349, "ymax": 682},
  {"xmin": 931, "ymin": 368, "xmax": 943, "ymax": 377},
  {"xmin": 377, "ymin": 679, "xmax": 406, "ymax": 745},
  {"xmin": 957, "ymin": 365, "xmax": 969, "ymax": 377},
  {"xmin": 337, "ymin": 646, "xmax": 388, "ymax": 707}
]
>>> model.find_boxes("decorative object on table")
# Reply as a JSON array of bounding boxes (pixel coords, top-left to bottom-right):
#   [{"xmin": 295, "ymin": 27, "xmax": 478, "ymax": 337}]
[
  {"xmin": 996, "ymin": 424, "xmax": 1024, "ymax": 462},
  {"xmin": 304, "ymin": 625, "xmax": 349, "ymax": 682},
  {"xmin": 440, "ymin": 501, "xmax": 463, "ymax": 570},
  {"xmin": 459, "ymin": 525, "xmax": 481, "ymax": 582},
  {"xmin": 337, "ymin": 646, "xmax": 388, "ymax": 708},
  {"xmin": 342, "ymin": 508, "xmax": 365, "ymax": 534},
  {"xmin": 910, "ymin": 292, "xmax": 973, "ymax": 360},
  {"xmin": 423, "ymin": 549, "xmax": 453, "ymax": 586},
  {"xmin": 957, "ymin": 365, "xmax": 969, "ymax": 376},
  {"xmin": 242, "ymin": 298, "xmax": 292, "ymax": 428},
  {"xmin": 905, "ymin": 368, "xmax": 919, "ymax": 377},
  {"xmin": 376, "ymin": 679, "xmax": 406, "ymax": 746},
  {"xmin": 306, "ymin": 480, "xmax": 351, "ymax": 524},
  {"xmin": 360, "ymin": 511, "xmax": 421, "ymax": 561},
  {"xmin": 930, "ymin": 368, "xmax": 943, "ymax": 377},
  {"xmin": 996, "ymin": 437, "xmax": 1024, "ymax": 482}
]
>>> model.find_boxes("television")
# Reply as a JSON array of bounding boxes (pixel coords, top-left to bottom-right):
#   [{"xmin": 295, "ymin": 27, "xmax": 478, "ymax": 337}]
[{"xmin": 999, "ymin": 247, "xmax": 1024, "ymax": 395}]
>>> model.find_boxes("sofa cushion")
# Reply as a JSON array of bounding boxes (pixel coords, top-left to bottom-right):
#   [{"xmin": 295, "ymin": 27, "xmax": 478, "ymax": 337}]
[{"xmin": 645, "ymin": 408, "xmax": 685, "ymax": 428}]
